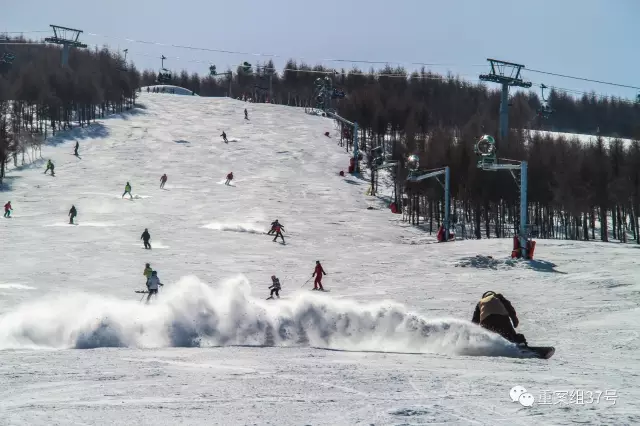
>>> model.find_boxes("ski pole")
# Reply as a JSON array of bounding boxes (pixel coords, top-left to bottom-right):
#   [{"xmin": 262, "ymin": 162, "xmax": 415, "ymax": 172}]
[{"xmin": 300, "ymin": 276, "xmax": 312, "ymax": 289}]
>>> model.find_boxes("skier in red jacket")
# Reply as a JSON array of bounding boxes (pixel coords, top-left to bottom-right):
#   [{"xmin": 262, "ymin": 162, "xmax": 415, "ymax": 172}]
[
  {"xmin": 4, "ymin": 201, "xmax": 12, "ymax": 218},
  {"xmin": 225, "ymin": 172, "xmax": 233, "ymax": 186},
  {"xmin": 312, "ymin": 261, "xmax": 326, "ymax": 290}
]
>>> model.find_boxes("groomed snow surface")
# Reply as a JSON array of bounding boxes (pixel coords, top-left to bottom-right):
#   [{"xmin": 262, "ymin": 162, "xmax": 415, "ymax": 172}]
[{"xmin": 0, "ymin": 92, "xmax": 639, "ymax": 425}]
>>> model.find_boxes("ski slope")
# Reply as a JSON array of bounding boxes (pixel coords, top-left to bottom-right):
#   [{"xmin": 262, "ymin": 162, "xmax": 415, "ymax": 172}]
[{"xmin": 0, "ymin": 92, "xmax": 639, "ymax": 425}]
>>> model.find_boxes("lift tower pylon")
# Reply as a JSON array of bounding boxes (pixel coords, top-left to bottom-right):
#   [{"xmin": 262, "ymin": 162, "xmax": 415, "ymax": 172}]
[
  {"xmin": 479, "ymin": 59, "xmax": 532, "ymax": 142},
  {"xmin": 44, "ymin": 25, "xmax": 87, "ymax": 67}
]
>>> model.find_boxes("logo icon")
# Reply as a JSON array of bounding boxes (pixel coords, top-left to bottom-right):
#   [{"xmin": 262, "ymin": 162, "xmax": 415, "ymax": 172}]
[{"xmin": 510, "ymin": 385, "xmax": 535, "ymax": 407}]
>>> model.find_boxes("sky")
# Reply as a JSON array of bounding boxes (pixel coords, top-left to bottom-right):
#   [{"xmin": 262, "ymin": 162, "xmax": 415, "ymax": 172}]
[{"xmin": 2, "ymin": 0, "xmax": 638, "ymax": 102}]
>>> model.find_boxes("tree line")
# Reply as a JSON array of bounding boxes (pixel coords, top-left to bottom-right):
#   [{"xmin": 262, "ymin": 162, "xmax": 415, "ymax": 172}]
[{"xmin": 0, "ymin": 36, "xmax": 139, "ymax": 182}]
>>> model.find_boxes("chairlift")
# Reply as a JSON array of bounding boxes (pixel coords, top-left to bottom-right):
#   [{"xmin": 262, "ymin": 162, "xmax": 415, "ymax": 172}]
[{"xmin": 536, "ymin": 84, "xmax": 554, "ymax": 119}]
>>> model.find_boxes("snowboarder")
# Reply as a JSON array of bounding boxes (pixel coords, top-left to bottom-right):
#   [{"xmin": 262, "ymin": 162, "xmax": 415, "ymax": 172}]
[
  {"xmin": 44, "ymin": 159, "xmax": 55, "ymax": 176},
  {"xmin": 74, "ymin": 141, "xmax": 79, "ymax": 156},
  {"xmin": 225, "ymin": 172, "xmax": 233, "ymax": 186},
  {"xmin": 267, "ymin": 219, "xmax": 281, "ymax": 235},
  {"xmin": 143, "ymin": 263, "xmax": 153, "ymax": 286},
  {"xmin": 69, "ymin": 205, "xmax": 77, "ymax": 224},
  {"xmin": 141, "ymin": 228, "xmax": 151, "ymax": 249},
  {"xmin": 122, "ymin": 182, "xmax": 132, "ymax": 199},
  {"xmin": 471, "ymin": 291, "xmax": 527, "ymax": 345},
  {"xmin": 3, "ymin": 201, "xmax": 12, "ymax": 218},
  {"xmin": 244, "ymin": 108, "xmax": 249, "ymax": 120},
  {"xmin": 221, "ymin": 131, "xmax": 228, "ymax": 143},
  {"xmin": 272, "ymin": 221, "xmax": 285, "ymax": 243},
  {"xmin": 312, "ymin": 261, "xmax": 326, "ymax": 290},
  {"xmin": 145, "ymin": 270, "xmax": 163, "ymax": 304},
  {"xmin": 267, "ymin": 275, "xmax": 281, "ymax": 299},
  {"xmin": 160, "ymin": 174, "xmax": 167, "ymax": 189}
]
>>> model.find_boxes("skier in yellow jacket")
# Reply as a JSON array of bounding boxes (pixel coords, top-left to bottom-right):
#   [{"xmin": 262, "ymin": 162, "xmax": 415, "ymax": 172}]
[
  {"xmin": 143, "ymin": 263, "xmax": 153, "ymax": 286},
  {"xmin": 472, "ymin": 291, "xmax": 527, "ymax": 345}
]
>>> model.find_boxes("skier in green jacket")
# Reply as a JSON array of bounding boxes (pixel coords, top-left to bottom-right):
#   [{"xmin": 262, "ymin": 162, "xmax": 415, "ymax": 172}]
[{"xmin": 122, "ymin": 182, "xmax": 132, "ymax": 199}]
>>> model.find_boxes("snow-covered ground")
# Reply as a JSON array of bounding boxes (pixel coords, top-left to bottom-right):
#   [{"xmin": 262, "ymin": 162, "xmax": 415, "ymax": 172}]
[{"xmin": 0, "ymin": 92, "xmax": 639, "ymax": 425}]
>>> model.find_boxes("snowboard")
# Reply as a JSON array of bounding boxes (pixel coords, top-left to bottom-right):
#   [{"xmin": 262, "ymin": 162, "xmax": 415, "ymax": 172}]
[
  {"xmin": 519, "ymin": 345, "xmax": 555, "ymax": 359},
  {"xmin": 311, "ymin": 288, "xmax": 330, "ymax": 292}
]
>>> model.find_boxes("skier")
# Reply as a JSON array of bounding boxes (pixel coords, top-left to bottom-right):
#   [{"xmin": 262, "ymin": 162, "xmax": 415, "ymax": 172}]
[
  {"xmin": 141, "ymin": 228, "xmax": 151, "ymax": 249},
  {"xmin": 225, "ymin": 172, "xmax": 233, "ymax": 186},
  {"xmin": 73, "ymin": 141, "xmax": 79, "ymax": 156},
  {"xmin": 44, "ymin": 159, "xmax": 55, "ymax": 176},
  {"xmin": 267, "ymin": 275, "xmax": 281, "ymax": 299},
  {"xmin": 69, "ymin": 205, "xmax": 77, "ymax": 224},
  {"xmin": 312, "ymin": 261, "xmax": 326, "ymax": 290},
  {"xmin": 221, "ymin": 131, "xmax": 228, "ymax": 143},
  {"xmin": 145, "ymin": 270, "xmax": 163, "ymax": 304},
  {"xmin": 160, "ymin": 173, "xmax": 167, "ymax": 189},
  {"xmin": 267, "ymin": 219, "xmax": 281, "ymax": 235},
  {"xmin": 272, "ymin": 221, "xmax": 285, "ymax": 243},
  {"xmin": 3, "ymin": 201, "xmax": 12, "ymax": 218},
  {"xmin": 471, "ymin": 291, "xmax": 527, "ymax": 345},
  {"xmin": 244, "ymin": 108, "xmax": 249, "ymax": 120},
  {"xmin": 143, "ymin": 263, "xmax": 153, "ymax": 286},
  {"xmin": 122, "ymin": 182, "xmax": 132, "ymax": 199}
]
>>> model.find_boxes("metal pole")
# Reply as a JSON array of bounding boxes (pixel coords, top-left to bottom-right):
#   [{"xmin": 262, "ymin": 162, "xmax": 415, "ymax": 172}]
[
  {"xmin": 520, "ymin": 161, "xmax": 528, "ymax": 258},
  {"xmin": 353, "ymin": 122, "xmax": 359, "ymax": 171},
  {"xmin": 500, "ymin": 84, "xmax": 509, "ymax": 141},
  {"xmin": 228, "ymin": 73, "xmax": 233, "ymax": 98},
  {"xmin": 269, "ymin": 74, "xmax": 273, "ymax": 103},
  {"xmin": 444, "ymin": 166, "xmax": 450, "ymax": 242},
  {"xmin": 61, "ymin": 44, "xmax": 70, "ymax": 67}
]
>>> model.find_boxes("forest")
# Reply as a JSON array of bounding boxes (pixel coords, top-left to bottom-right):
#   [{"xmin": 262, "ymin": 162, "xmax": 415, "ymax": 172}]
[{"xmin": 2, "ymin": 35, "xmax": 640, "ymax": 243}]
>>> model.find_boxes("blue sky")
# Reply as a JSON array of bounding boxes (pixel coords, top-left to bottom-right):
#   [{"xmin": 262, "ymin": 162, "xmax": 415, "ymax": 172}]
[{"xmin": 2, "ymin": 0, "xmax": 638, "ymax": 101}]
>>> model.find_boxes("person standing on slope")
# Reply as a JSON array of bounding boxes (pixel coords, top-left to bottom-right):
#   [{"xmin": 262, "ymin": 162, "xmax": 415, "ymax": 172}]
[
  {"xmin": 44, "ymin": 159, "xmax": 55, "ymax": 176},
  {"xmin": 141, "ymin": 228, "xmax": 152, "ymax": 249},
  {"xmin": 146, "ymin": 270, "xmax": 163, "ymax": 304},
  {"xmin": 272, "ymin": 221, "xmax": 285, "ymax": 243},
  {"xmin": 221, "ymin": 131, "xmax": 228, "ymax": 143},
  {"xmin": 74, "ymin": 141, "xmax": 79, "ymax": 156},
  {"xmin": 143, "ymin": 263, "xmax": 153, "ymax": 286},
  {"xmin": 160, "ymin": 173, "xmax": 167, "ymax": 189},
  {"xmin": 244, "ymin": 108, "xmax": 249, "ymax": 120},
  {"xmin": 225, "ymin": 172, "xmax": 233, "ymax": 186},
  {"xmin": 267, "ymin": 275, "xmax": 281, "ymax": 299},
  {"xmin": 4, "ymin": 201, "xmax": 12, "ymax": 218},
  {"xmin": 69, "ymin": 205, "xmax": 77, "ymax": 224},
  {"xmin": 312, "ymin": 261, "xmax": 326, "ymax": 290},
  {"xmin": 122, "ymin": 182, "xmax": 133, "ymax": 199},
  {"xmin": 471, "ymin": 291, "xmax": 527, "ymax": 345}
]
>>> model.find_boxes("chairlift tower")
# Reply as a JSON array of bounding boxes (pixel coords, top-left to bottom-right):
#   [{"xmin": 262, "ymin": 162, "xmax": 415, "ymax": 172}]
[
  {"xmin": 44, "ymin": 25, "xmax": 87, "ymax": 67},
  {"xmin": 326, "ymin": 112, "xmax": 359, "ymax": 169},
  {"xmin": 479, "ymin": 59, "xmax": 532, "ymax": 142},
  {"xmin": 405, "ymin": 155, "xmax": 451, "ymax": 241},
  {"xmin": 474, "ymin": 135, "xmax": 530, "ymax": 258}
]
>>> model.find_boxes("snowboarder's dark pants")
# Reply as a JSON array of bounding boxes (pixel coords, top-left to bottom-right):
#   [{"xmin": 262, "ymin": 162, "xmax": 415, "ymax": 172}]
[
  {"xmin": 313, "ymin": 276, "xmax": 324, "ymax": 290},
  {"xmin": 270, "ymin": 288, "xmax": 280, "ymax": 298},
  {"xmin": 481, "ymin": 314, "xmax": 527, "ymax": 345},
  {"xmin": 146, "ymin": 288, "xmax": 158, "ymax": 303},
  {"xmin": 273, "ymin": 231, "xmax": 284, "ymax": 242},
  {"xmin": 143, "ymin": 240, "xmax": 151, "ymax": 249},
  {"xmin": 160, "ymin": 181, "xmax": 166, "ymax": 188},
  {"xmin": 69, "ymin": 215, "xmax": 76, "ymax": 224},
  {"xmin": 123, "ymin": 191, "xmax": 132, "ymax": 198},
  {"xmin": 3, "ymin": 210, "xmax": 9, "ymax": 218}
]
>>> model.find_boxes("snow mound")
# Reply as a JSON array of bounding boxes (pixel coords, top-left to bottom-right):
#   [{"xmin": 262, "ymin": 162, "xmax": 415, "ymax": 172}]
[
  {"xmin": 202, "ymin": 222, "xmax": 266, "ymax": 234},
  {"xmin": 454, "ymin": 255, "xmax": 516, "ymax": 269},
  {"xmin": 0, "ymin": 275, "xmax": 529, "ymax": 358},
  {"xmin": 141, "ymin": 85, "xmax": 197, "ymax": 96}
]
